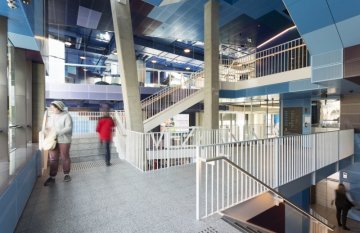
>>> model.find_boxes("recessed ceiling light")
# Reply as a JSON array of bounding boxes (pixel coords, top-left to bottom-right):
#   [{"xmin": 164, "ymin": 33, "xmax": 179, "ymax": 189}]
[
  {"xmin": 185, "ymin": 67, "xmax": 190, "ymax": 70},
  {"xmin": 80, "ymin": 56, "xmax": 86, "ymax": 60},
  {"xmin": 64, "ymin": 41, "xmax": 72, "ymax": 47},
  {"xmin": 151, "ymin": 60, "xmax": 157, "ymax": 63},
  {"xmin": 184, "ymin": 48, "xmax": 191, "ymax": 53}
]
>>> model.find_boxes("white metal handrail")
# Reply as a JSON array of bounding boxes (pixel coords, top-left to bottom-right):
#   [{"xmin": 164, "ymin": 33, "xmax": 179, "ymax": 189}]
[
  {"xmin": 196, "ymin": 156, "xmax": 335, "ymax": 232},
  {"xmin": 141, "ymin": 70, "xmax": 204, "ymax": 120},
  {"xmin": 220, "ymin": 38, "xmax": 309, "ymax": 81},
  {"xmin": 195, "ymin": 129, "xmax": 354, "ymax": 219},
  {"xmin": 123, "ymin": 128, "xmax": 232, "ymax": 172},
  {"xmin": 69, "ymin": 111, "xmax": 116, "ymax": 136}
]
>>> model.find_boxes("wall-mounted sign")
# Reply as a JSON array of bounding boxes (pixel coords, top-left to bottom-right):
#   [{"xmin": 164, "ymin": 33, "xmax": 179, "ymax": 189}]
[
  {"xmin": 343, "ymin": 172, "xmax": 348, "ymax": 179},
  {"xmin": 283, "ymin": 107, "xmax": 303, "ymax": 135}
]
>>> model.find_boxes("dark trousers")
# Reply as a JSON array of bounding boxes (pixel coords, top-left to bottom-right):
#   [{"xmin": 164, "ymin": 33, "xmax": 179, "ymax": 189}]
[
  {"xmin": 336, "ymin": 206, "xmax": 350, "ymax": 226},
  {"xmin": 103, "ymin": 141, "xmax": 111, "ymax": 163},
  {"xmin": 49, "ymin": 143, "xmax": 71, "ymax": 177}
]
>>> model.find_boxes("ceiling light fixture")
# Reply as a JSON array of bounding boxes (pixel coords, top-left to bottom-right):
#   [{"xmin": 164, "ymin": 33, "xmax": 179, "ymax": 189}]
[
  {"xmin": 257, "ymin": 25, "xmax": 296, "ymax": 49},
  {"xmin": 64, "ymin": 41, "xmax": 72, "ymax": 47},
  {"xmin": 7, "ymin": 0, "xmax": 17, "ymax": 9},
  {"xmin": 80, "ymin": 56, "xmax": 86, "ymax": 60},
  {"xmin": 83, "ymin": 68, "xmax": 88, "ymax": 72},
  {"xmin": 184, "ymin": 48, "xmax": 191, "ymax": 53},
  {"xmin": 151, "ymin": 60, "xmax": 157, "ymax": 64},
  {"xmin": 185, "ymin": 67, "xmax": 190, "ymax": 70}
]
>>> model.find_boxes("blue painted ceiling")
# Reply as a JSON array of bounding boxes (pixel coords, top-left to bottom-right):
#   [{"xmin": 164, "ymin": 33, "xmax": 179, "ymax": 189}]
[{"xmin": 44, "ymin": 0, "xmax": 297, "ymax": 77}]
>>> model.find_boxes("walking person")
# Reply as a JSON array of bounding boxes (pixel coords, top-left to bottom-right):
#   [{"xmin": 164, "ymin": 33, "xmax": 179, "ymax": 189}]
[
  {"xmin": 44, "ymin": 101, "xmax": 73, "ymax": 186},
  {"xmin": 334, "ymin": 183, "xmax": 354, "ymax": 231},
  {"xmin": 96, "ymin": 111, "xmax": 115, "ymax": 166}
]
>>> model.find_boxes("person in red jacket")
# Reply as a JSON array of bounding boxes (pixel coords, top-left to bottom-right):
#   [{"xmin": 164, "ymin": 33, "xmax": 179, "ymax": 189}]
[{"xmin": 96, "ymin": 111, "xmax": 115, "ymax": 166}]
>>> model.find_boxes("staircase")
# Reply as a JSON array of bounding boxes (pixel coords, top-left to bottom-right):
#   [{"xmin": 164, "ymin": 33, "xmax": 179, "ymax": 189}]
[
  {"xmin": 197, "ymin": 156, "xmax": 335, "ymax": 233},
  {"xmin": 141, "ymin": 70, "xmax": 205, "ymax": 131},
  {"xmin": 70, "ymin": 135, "xmax": 119, "ymax": 163},
  {"xmin": 115, "ymin": 38, "xmax": 309, "ymax": 133}
]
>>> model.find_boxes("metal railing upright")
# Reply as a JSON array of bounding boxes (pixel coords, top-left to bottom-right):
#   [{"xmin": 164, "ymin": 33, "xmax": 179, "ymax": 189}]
[{"xmin": 196, "ymin": 156, "xmax": 335, "ymax": 233}]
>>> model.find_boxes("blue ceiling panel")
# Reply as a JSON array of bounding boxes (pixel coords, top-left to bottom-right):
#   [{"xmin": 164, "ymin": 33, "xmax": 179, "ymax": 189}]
[
  {"xmin": 148, "ymin": 2, "xmax": 183, "ymax": 23},
  {"xmin": 336, "ymin": 15, "xmax": 360, "ymax": 48},
  {"xmin": 327, "ymin": 0, "xmax": 360, "ymax": 23},
  {"xmin": 284, "ymin": 0, "xmax": 334, "ymax": 35},
  {"xmin": 222, "ymin": 0, "xmax": 240, "ymax": 5},
  {"xmin": 143, "ymin": 0, "xmax": 163, "ymax": 6},
  {"xmin": 302, "ymin": 24, "xmax": 343, "ymax": 55}
]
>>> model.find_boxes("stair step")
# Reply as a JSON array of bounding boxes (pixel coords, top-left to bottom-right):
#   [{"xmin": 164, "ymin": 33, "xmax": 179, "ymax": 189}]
[
  {"xmin": 71, "ymin": 154, "xmax": 119, "ymax": 163},
  {"xmin": 70, "ymin": 149, "xmax": 118, "ymax": 157},
  {"xmin": 70, "ymin": 142, "xmax": 116, "ymax": 151}
]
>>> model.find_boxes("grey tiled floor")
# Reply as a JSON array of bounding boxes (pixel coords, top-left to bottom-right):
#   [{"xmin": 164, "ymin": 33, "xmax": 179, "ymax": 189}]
[{"xmin": 15, "ymin": 161, "xmax": 239, "ymax": 233}]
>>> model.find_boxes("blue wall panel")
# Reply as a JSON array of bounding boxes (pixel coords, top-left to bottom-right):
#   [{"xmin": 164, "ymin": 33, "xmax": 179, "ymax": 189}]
[
  {"xmin": 284, "ymin": 0, "xmax": 333, "ymax": 35},
  {"xmin": 289, "ymin": 188, "xmax": 310, "ymax": 211},
  {"xmin": 220, "ymin": 83, "xmax": 291, "ymax": 99},
  {"xmin": 315, "ymin": 163, "xmax": 337, "ymax": 183},
  {"xmin": 266, "ymin": 82, "xmax": 289, "ymax": 94},
  {"xmin": 302, "ymin": 25, "xmax": 343, "ymax": 55},
  {"xmin": 0, "ymin": 183, "xmax": 18, "ymax": 233},
  {"xmin": 327, "ymin": 0, "xmax": 360, "ymax": 23},
  {"xmin": 337, "ymin": 15, "xmax": 360, "ymax": 48},
  {"xmin": 0, "ymin": 151, "xmax": 40, "ymax": 233},
  {"xmin": 289, "ymin": 79, "xmax": 321, "ymax": 92}
]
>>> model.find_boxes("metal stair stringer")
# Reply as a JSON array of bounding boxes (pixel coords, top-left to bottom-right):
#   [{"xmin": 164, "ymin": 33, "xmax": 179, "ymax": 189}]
[{"xmin": 144, "ymin": 89, "xmax": 204, "ymax": 132}]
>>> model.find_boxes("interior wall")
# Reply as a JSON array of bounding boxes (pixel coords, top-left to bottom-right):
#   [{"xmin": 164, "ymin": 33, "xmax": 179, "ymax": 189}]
[{"xmin": 340, "ymin": 93, "xmax": 360, "ymax": 132}]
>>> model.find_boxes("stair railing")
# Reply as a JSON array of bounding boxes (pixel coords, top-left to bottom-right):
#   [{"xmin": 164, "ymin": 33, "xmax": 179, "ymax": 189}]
[
  {"xmin": 141, "ymin": 70, "xmax": 204, "ymax": 120},
  {"xmin": 196, "ymin": 155, "xmax": 335, "ymax": 232},
  {"xmin": 220, "ymin": 38, "xmax": 309, "ymax": 82}
]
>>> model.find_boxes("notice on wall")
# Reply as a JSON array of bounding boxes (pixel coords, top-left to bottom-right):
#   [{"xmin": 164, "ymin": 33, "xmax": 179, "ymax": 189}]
[{"xmin": 283, "ymin": 107, "xmax": 303, "ymax": 135}]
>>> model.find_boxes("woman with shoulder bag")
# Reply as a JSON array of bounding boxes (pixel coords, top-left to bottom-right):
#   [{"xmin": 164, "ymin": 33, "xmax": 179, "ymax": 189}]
[{"xmin": 43, "ymin": 101, "xmax": 73, "ymax": 186}]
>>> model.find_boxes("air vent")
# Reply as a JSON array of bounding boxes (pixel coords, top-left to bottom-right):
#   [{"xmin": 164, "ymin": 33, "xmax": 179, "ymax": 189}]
[{"xmin": 77, "ymin": 6, "xmax": 102, "ymax": 29}]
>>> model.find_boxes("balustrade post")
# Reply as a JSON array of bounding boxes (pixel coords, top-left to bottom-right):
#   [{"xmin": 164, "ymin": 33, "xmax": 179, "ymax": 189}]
[
  {"xmin": 311, "ymin": 134, "xmax": 317, "ymax": 185},
  {"xmin": 196, "ymin": 146, "xmax": 201, "ymax": 220},
  {"xmin": 274, "ymin": 138, "xmax": 279, "ymax": 188},
  {"xmin": 336, "ymin": 130, "xmax": 340, "ymax": 171}
]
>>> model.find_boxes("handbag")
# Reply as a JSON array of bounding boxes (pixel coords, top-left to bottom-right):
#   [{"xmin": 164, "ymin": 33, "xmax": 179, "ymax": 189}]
[
  {"xmin": 42, "ymin": 130, "xmax": 57, "ymax": 150},
  {"xmin": 40, "ymin": 110, "xmax": 57, "ymax": 151}
]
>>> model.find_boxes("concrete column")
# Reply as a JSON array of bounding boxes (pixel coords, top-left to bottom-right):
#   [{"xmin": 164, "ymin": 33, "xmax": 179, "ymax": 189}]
[
  {"xmin": 0, "ymin": 16, "xmax": 8, "ymax": 162},
  {"xmin": 26, "ymin": 62, "xmax": 33, "ymax": 144},
  {"xmin": 203, "ymin": 0, "xmax": 219, "ymax": 129},
  {"xmin": 110, "ymin": 0, "xmax": 144, "ymax": 132},
  {"xmin": 14, "ymin": 48, "xmax": 28, "ymax": 151},
  {"xmin": 32, "ymin": 63, "xmax": 45, "ymax": 143}
]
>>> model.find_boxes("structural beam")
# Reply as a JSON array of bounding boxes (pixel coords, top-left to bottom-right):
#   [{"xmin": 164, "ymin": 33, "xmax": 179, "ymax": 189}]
[{"xmin": 110, "ymin": 0, "xmax": 144, "ymax": 132}]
